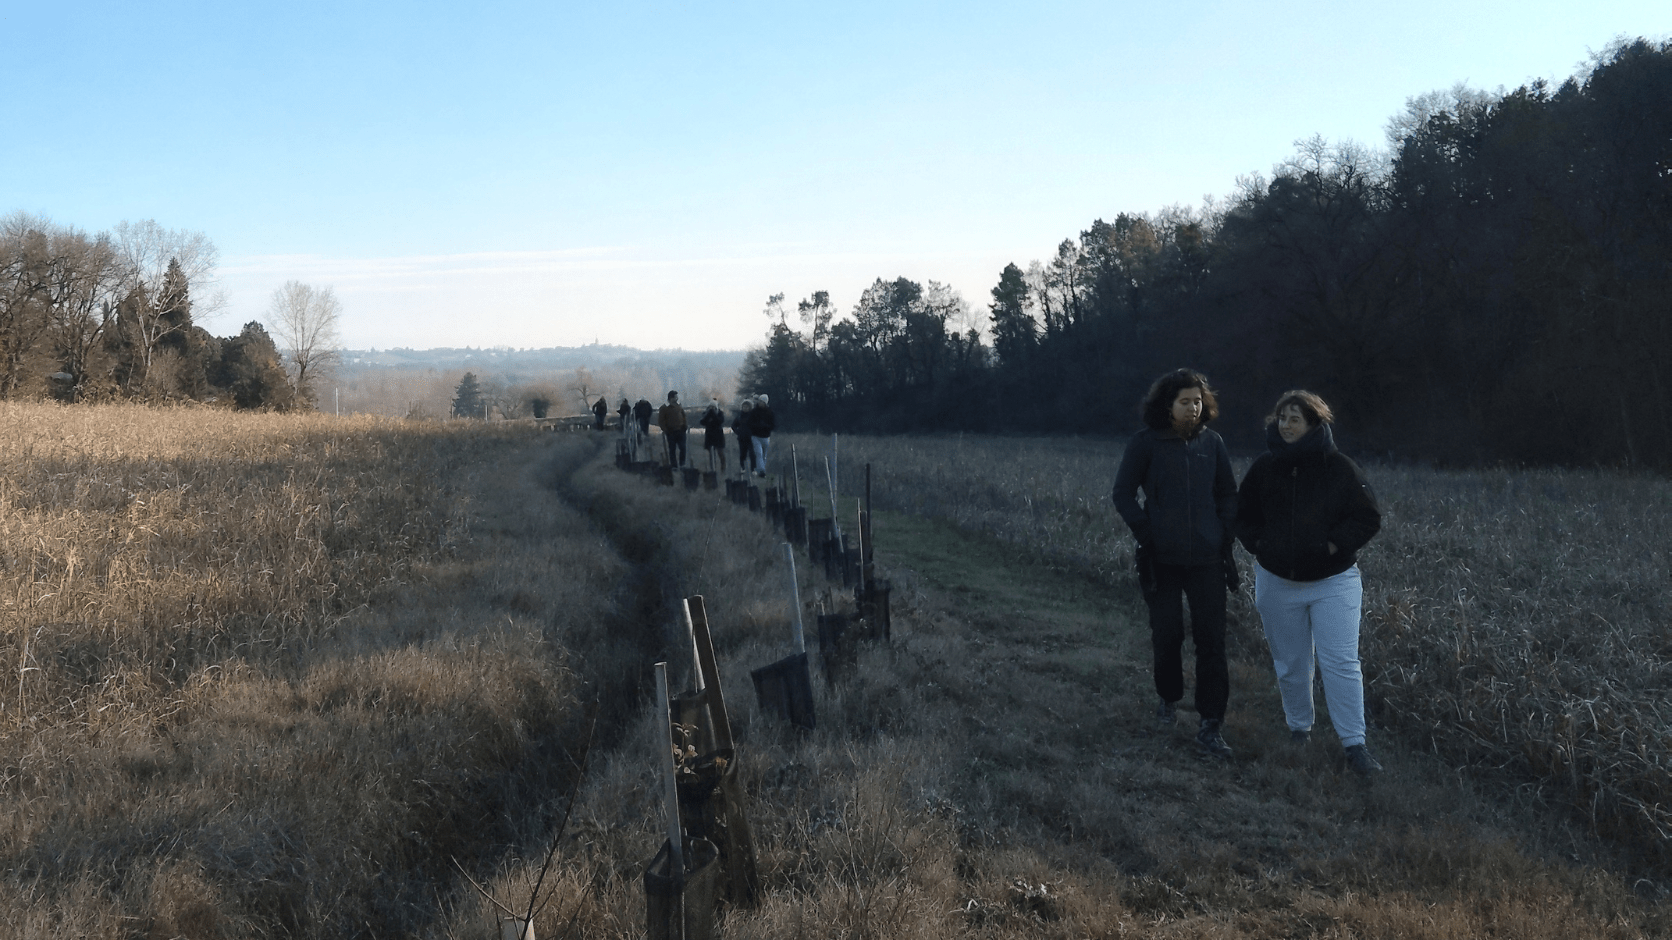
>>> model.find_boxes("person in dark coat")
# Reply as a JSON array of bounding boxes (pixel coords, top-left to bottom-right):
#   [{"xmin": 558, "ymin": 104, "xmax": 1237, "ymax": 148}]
[
  {"xmin": 1112, "ymin": 369, "xmax": 1239, "ymax": 757},
  {"xmin": 592, "ymin": 397, "xmax": 607, "ymax": 430},
  {"xmin": 633, "ymin": 398, "xmax": 653, "ymax": 437},
  {"xmin": 657, "ymin": 391, "xmax": 688, "ymax": 467},
  {"xmin": 747, "ymin": 393, "xmax": 775, "ymax": 477},
  {"xmin": 699, "ymin": 399, "xmax": 727, "ymax": 472},
  {"xmin": 731, "ymin": 399, "xmax": 755, "ymax": 474},
  {"xmin": 1235, "ymin": 389, "xmax": 1384, "ymax": 774}
]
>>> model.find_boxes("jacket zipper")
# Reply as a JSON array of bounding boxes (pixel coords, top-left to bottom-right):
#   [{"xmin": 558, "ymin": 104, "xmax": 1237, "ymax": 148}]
[
  {"xmin": 1289, "ymin": 465, "xmax": 1298, "ymax": 579},
  {"xmin": 1185, "ymin": 439, "xmax": 1194, "ymax": 566}
]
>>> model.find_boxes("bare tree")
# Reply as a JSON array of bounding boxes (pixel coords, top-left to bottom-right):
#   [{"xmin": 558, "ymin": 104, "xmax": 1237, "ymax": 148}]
[
  {"xmin": 0, "ymin": 213, "xmax": 56, "ymax": 397},
  {"xmin": 266, "ymin": 280, "xmax": 342, "ymax": 408},
  {"xmin": 42, "ymin": 226, "xmax": 125, "ymax": 399},
  {"xmin": 568, "ymin": 366, "xmax": 596, "ymax": 415},
  {"xmin": 111, "ymin": 219, "xmax": 223, "ymax": 391}
]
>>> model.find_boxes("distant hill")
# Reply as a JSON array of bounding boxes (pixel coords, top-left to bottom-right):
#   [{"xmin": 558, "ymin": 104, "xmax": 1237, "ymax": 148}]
[{"xmin": 329, "ymin": 345, "xmax": 746, "ymax": 419}]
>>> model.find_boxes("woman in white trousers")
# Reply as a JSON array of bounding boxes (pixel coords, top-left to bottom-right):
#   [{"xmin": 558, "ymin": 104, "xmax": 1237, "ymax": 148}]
[{"xmin": 1234, "ymin": 391, "xmax": 1384, "ymax": 775}]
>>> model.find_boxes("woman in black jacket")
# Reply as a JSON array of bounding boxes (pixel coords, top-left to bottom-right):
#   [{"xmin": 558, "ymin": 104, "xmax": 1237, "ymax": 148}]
[
  {"xmin": 1234, "ymin": 390, "xmax": 1383, "ymax": 775},
  {"xmin": 731, "ymin": 399, "xmax": 755, "ymax": 475},
  {"xmin": 699, "ymin": 399, "xmax": 727, "ymax": 471},
  {"xmin": 1112, "ymin": 369, "xmax": 1239, "ymax": 757}
]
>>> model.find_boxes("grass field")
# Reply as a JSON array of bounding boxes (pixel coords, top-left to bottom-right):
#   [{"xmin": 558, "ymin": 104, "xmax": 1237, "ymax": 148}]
[
  {"xmin": 777, "ymin": 431, "xmax": 1672, "ymax": 865},
  {"xmin": 3, "ymin": 410, "xmax": 1667, "ymax": 937},
  {"xmin": 0, "ymin": 403, "xmax": 612, "ymax": 937}
]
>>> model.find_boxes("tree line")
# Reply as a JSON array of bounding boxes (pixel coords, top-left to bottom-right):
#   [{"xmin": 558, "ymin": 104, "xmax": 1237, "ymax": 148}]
[
  {"xmin": 741, "ymin": 38, "xmax": 1672, "ymax": 469},
  {"xmin": 0, "ymin": 214, "xmax": 339, "ymax": 410}
]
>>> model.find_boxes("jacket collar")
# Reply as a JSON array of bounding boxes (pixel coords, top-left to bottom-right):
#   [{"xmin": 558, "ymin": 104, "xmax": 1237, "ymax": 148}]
[{"xmin": 1266, "ymin": 420, "xmax": 1336, "ymax": 457}]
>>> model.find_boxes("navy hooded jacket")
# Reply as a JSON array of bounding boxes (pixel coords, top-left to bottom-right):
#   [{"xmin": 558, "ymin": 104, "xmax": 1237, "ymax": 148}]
[{"xmin": 1112, "ymin": 425, "xmax": 1238, "ymax": 567}]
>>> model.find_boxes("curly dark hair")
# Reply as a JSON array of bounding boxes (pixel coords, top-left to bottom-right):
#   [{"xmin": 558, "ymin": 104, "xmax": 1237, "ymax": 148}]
[
  {"xmin": 1265, "ymin": 389, "xmax": 1334, "ymax": 427},
  {"xmin": 1140, "ymin": 368, "xmax": 1220, "ymax": 430}
]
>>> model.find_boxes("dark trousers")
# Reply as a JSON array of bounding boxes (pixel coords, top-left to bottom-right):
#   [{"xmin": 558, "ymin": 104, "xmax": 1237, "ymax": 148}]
[
  {"xmin": 666, "ymin": 429, "xmax": 687, "ymax": 466},
  {"xmin": 736, "ymin": 435, "xmax": 754, "ymax": 470},
  {"xmin": 1148, "ymin": 561, "xmax": 1229, "ymax": 722}
]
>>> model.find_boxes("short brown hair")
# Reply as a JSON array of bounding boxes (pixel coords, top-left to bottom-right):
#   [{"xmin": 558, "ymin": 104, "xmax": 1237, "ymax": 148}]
[
  {"xmin": 1266, "ymin": 390, "xmax": 1334, "ymax": 427},
  {"xmin": 1140, "ymin": 369, "xmax": 1220, "ymax": 430}
]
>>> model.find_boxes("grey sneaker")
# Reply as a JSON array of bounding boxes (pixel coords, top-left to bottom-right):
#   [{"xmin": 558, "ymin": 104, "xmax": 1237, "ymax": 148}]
[
  {"xmin": 1345, "ymin": 744, "xmax": 1383, "ymax": 776},
  {"xmin": 1290, "ymin": 728, "xmax": 1311, "ymax": 745},
  {"xmin": 1196, "ymin": 719, "xmax": 1233, "ymax": 758},
  {"xmin": 1156, "ymin": 698, "xmax": 1177, "ymax": 729}
]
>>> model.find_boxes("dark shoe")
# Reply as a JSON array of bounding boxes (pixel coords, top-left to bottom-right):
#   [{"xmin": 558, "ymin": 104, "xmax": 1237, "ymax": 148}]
[
  {"xmin": 1345, "ymin": 744, "xmax": 1383, "ymax": 776},
  {"xmin": 1289, "ymin": 728, "xmax": 1311, "ymax": 745},
  {"xmin": 1196, "ymin": 719, "xmax": 1233, "ymax": 758},
  {"xmin": 1156, "ymin": 698, "xmax": 1177, "ymax": 730}
]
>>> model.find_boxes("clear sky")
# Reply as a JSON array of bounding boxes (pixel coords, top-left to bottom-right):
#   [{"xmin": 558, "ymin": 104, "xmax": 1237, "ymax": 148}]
[{"xmin": 4, "ymin": 2, "xmax": 1664, "ymax": 351}]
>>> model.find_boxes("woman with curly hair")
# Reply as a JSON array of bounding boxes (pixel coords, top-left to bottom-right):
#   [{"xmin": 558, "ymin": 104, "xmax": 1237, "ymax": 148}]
[
  {"xmin": 1112, "ymin": 369, "xmax": 1239, "ymax": 757},
  {"xmin": 1235, "ymin": 390, "xmax": 1384, "ymax": 775}
]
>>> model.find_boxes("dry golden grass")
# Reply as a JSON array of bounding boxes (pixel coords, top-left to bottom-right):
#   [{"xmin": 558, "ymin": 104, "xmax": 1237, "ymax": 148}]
[{"xmin": 0, "ymin": 403, "xmax": 621, "ymax": 938}]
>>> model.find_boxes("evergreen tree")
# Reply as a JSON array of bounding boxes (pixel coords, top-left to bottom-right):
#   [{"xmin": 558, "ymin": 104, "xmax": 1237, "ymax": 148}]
[
  {"xmin": 452, "ymin": 372, "xmax": 485, "ymax": 418},
  {"xmin": 211, "ymin": 322, "xmax": 294, "ymax": 410},
  {"xmin": 988, "ymin": 263, "xmax": 1036, "ymax": 367}
]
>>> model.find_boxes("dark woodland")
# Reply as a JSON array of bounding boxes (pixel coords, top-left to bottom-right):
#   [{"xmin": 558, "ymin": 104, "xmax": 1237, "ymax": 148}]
[{"xmin": 741, "ymin": 40, "xmax": 1672, "ymax": 469}]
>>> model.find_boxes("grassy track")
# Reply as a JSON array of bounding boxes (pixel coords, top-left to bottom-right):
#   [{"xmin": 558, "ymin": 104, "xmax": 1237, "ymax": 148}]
[{"xmin": 452, "ymin": 439, "xmax": 1667, "ymax": 939}]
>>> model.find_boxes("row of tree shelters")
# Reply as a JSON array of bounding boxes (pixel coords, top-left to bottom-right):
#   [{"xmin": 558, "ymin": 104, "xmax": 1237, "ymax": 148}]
[
  {"xmin": 615, "ymin": 436, "xmax": 891, "ymax": 704},
  {"xmin": 619, "ymin": 439, "xmax": 891, "ymax": 936}
]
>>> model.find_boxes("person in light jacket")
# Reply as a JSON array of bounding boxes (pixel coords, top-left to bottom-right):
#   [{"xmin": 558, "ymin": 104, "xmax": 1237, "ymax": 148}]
[
  {"xmin": 1112, "ymin": 369, "xmax": 1239, "ymax": 758},
  {"xmin": 1234, "ymin": 390, "xmax": 1384, "ymax": 775},
  {"xmin": 747, "ymin": 393, "xmax": 775, "ymax": 476}
]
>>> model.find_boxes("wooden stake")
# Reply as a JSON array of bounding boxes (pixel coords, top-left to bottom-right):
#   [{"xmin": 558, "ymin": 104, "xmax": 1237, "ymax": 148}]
[
  {"xmin": 686, "ymin": 597, "xmax": 734, "ymax": 752},
  {"xmin": 682, "ymin": 601, "xmax": 705, "ymax": 694},
  {"xmin": 824, "ymin": 457, "xmax": 842, "ymax": 541},
  {"xmin": 654, "ymin": 663, "xmax": 683, "ymax": 876},
  {"xmin": 790, "ymin": 443, "xmax": 801, "ymax": 508},
  {"xmin": 784, "ymin": 544, "xmax": 806, "ymax": 654}
]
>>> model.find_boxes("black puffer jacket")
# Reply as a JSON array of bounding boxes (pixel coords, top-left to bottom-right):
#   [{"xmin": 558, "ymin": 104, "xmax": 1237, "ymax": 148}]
[
  {"xmin": 748, "ymin": 403, "xmax": 775, "ymax": 438},
  {"xmin": 1112, "ymin": 425, "xmax": 1237, "ymax": 567},
  {"xmin": 700, "ymin": 407, "xmax": 726, "ymax": 447},
  {"xmin": 1234, "ymin": 422, "xmax": 1381, "ymax": 582}
]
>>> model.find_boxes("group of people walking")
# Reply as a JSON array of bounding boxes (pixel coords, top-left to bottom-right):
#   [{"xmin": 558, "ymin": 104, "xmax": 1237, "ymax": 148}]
[
  {"xmin": 614, "ymin": 391, "xmax": 775, "ymax": 478},
  {"xmin": 1113, "ymin": 369, "xmax": 1384, "ymax": 775}
]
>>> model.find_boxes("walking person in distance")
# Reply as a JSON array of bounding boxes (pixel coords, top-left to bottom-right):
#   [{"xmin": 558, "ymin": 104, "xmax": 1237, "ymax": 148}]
[
  {"xmin": 1234, "ymin": 390, "xmax": 1384, "ymax": 775},
  {"xmin": 700, "ymin": 398, "xmax": 727, "ymax": 472},
  {"xmin": 748, "ymin": 393, "xmax": 775, "ymax": 477},
  {"xmin": 633, "ymin": 398, "xmax": 654, "ymax": 438},
  {"xmin": 732, "ymin": 399, "xmax": 756, "ymax": 475},
  {"xmin": 1112, "ymin": 369, "xmax": 1239, "ymax": 757},
  {"xmin": 658, "ymin": 391, "xmax": 688, "ymax": 467}
]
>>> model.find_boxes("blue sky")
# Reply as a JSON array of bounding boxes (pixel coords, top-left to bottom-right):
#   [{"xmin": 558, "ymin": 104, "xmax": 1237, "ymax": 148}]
[{"xmin": 4, "ymin": 2, "xmax": 1664, "ymax": 350}]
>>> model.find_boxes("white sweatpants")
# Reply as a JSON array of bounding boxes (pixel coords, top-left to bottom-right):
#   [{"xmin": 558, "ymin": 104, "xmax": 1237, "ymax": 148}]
[{"xmin": 1253, "ymin": 563, "xmax": 1367, "ymax": 747}]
